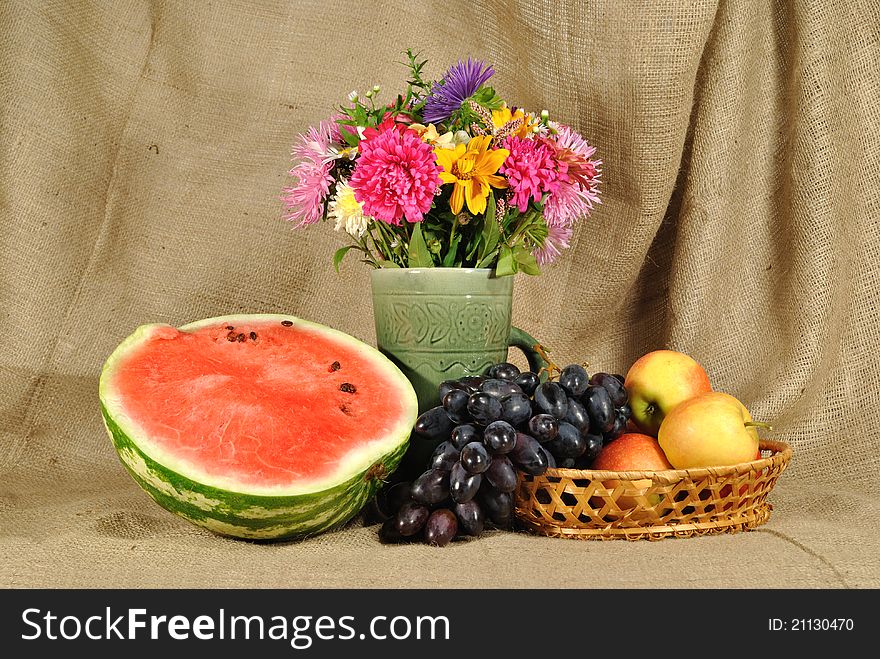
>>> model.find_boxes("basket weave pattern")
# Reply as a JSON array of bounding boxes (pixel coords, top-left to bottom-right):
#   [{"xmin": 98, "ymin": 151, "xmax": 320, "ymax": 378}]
[{"xmin": 514, "ymin": 440, "xmax": 792, "ymax": 540}]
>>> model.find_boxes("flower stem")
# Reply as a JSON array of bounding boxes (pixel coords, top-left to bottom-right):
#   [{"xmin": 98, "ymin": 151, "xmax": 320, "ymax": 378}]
[{"xmin": 366, "ymin": 225, "xmax": 391, "ymax": 264}]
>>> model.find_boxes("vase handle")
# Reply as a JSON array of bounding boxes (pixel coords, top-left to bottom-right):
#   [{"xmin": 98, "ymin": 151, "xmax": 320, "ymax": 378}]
[{"xmin": 508, "ymin": 326, "xmax": 551, "ymax": 379}]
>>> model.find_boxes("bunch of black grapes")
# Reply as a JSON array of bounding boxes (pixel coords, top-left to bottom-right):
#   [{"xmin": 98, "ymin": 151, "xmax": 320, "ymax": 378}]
[
  {"xmin": 536, "ymin": 365, "xmax": 632, "ymax": 468},
  {"xmin": 375, "ymin": 361, "xmax": 631, "ymax": 546}
]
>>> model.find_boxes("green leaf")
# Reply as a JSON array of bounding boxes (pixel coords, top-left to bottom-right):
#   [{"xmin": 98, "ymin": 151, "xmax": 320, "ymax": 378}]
[
  {"xmin": 476, "ymin": 247, "xmax": 499, "ymax": 268},
  {"xmin": 443, "ymin": 234, "xmax": 461, "ymax": 266},
  {"xmin": 333, "ymin": 246, "xmax": 354, "ymax": 273},
  {"xmin": 466, "ymin": 233, "xmax": 483, "ymax": 260},
  {"xmin": 408, "ymin": 223, "xmax": 434, "ymax": 268},
  {"xmin": 478, "ymin": 191, "xmax": 499, "ymax": 262},
  {"xmin": 472, "ymin": 86, "xmax": 504, "ymax": 110},
  {"xmin": 513, "ymin": 246, "xmax": 541, "ymax": 276},
  {"xmin": 339, "ymin": 127, "xmax": 360, "ymax": 148},
  {"xmin": 352, "ymin": 104, "xmax": 368, "ymax": 125},
  {"xmin": 496, "ymin": 244, "xmax": 517, "ymax": 277}
]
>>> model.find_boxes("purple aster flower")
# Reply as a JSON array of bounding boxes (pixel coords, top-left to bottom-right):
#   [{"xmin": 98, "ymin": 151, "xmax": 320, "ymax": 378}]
[{"xmin": 423, "ymin": 58, "xmax": 494, "ymax": 124}]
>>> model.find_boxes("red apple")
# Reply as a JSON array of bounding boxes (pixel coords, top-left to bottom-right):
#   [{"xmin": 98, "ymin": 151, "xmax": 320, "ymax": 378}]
[
  {"xmin": 591, "ymin": 433, "xmax": 672, "ymax": 513},
  {"xmin": 623, "ymin": 350, "xmax": 712, "ymax": 436},
  {"xmin": 592, "ymin": 433, "xmax": 673, "ymax": 472}
]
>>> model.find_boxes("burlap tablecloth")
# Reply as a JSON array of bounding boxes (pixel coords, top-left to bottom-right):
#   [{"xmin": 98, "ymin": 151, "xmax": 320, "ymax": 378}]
[{"xmin": 2, "ymin": 0, "xmax": 878, "ymax": 588}]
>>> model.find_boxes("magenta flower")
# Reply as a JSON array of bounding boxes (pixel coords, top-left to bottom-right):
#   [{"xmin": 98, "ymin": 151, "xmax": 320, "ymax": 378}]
[
  {"xmin": 282, "ymin": 119, "xmax": 337, "ymax": 227},
  {"xmin": 499, "ymin": 136, "xmax": 564, "ymax": 213},
  {"xmin": 534, "ymin": 223, "xmax": 573, "ymax": 266},
  {"xmin": 349, "ymin": 125, "xmax": 441, "ymax": 224}
]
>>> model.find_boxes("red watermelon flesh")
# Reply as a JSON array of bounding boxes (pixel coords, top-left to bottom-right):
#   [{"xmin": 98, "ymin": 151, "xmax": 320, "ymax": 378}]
[{"xmin": 104, "ymin": 317, "xmax": 412, "ymax": 490}]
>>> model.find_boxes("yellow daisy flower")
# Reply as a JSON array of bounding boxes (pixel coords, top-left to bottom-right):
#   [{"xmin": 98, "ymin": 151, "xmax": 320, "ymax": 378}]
[{"xmin": 435, "ymin": 135, "xmax": 509, "ymax": 215}]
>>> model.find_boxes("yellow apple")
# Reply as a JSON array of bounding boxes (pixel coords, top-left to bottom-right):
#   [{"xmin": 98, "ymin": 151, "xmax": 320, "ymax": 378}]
[
  {"xmin": 658, "ymin": 392, "xmax": 762, "ymax": 469},
  {"xmin": 623, "ymin": 350, "xmax": 712, "ymax": 436}
]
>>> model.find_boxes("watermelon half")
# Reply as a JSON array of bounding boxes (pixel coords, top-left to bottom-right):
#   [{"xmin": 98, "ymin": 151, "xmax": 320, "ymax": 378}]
[{"xmin": 99, "ymin": 314, "xmax": 418, "ymax": 540}]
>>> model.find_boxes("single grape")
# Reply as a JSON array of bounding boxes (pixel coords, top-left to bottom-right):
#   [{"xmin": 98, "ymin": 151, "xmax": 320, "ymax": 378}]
[
  {"xmin": 557, "ymin": 457, "xmax": 577, "ymax": 469},
  {"xmin": 450, "ymin": 424, "xmax": 480, "ymax": 450},
  {"xmin": 592, "ymin": 372, "xmax": 628, "ymax": 406},
  {"xmin": 480, "ymin": 487, "xmax": 514, "ymax": 528},
  {"xmin": 611, "ymin": 374, "xmax": 626, "ymax": 385},
  {"xmin": 481, "ymin": 378, "xmax": 522, "ymax": 399},
  {"xmin": 583, "ymin": 385, "xmax": 615, "ymax": 433},
  {"xmin": 379, "ymin": 517, "xmax": 407, "ymax": 544},
  {"xmin": 458, "ymin": 376, "xmax": 486, "ymax": 393},
  {"xmin": 442, "ymin": 388, "xmax": 471, "ymax": 424},
  {"xmin": 369, "ymin": 480, "xmax": 412, "ymax": 521},
  {"xmin": 617, "ymin": 402, "xmax": 632, "ymax": 419},
  {"xmin": 410, "ymin": 468, "xmax": 450, "ymax": 505},
  {"xmin": 510, "ymin": 432, "xmax": 549, "ymax": 475},
  {"xmin": 528, "ymin": 413, "xmax": 559, "ymax": 443},
  {"xmin": 540, "ymin": 445, "xmax": 557, "ymax": 469},
  {"xmin": 500, "ymin": 393, "xmax": 532, "ymax": 426},
  {"xmin": 515, "ymin": 371, "xmax": 540, "ymax": 396},
  {"xmin": 546, "ymin": 421, "xmax": 587, "ymax": 458},
  {"xmin": 583, "ymin": 432, "xmax": 603, "ymax": 463},
  {"xmin": 439, "ymin": 379, "xmax": 469, "ymax": 400},
  {"xmin": 454, "ymin": 500, "xmax": 485, "ymax": 536},
  {"xmin": 430, "ymin": 441, "xmax": 460, "ymax": 472},
  {"xmin": 460, "ymin": 441, "xmax": 491, "ymax": 474},
  {"xmin": 534, "ymin": 382, "xmax": 569, "ymax": 419},
  {"xmin": 483, "ymin": 420, "xmax": 517, "ymax": 454},
  {"xmin": 485, "ymin": 455, "xmax": 518, "ymax": 492},
  {"xmin": 488, "ymin": 362, "xmax": 520, "ymax": 382},
  {"xmin": 559, "ymin": 364, "xmax": 589, "ymax": 397},
  {"xmin": 383, "ymin": 480, "xmax": 413, "ymax": 513},
  {"xmin": 604, "ymin": 413, "xmax": 628, "ymax": 441},
  {"xmin": 413, "ymin": 406, "xmax": 455, "ymax": 440},
  {"xmin": 395, "ymin": 501, "xmax": 430, "ymax": 536},
  {"xmin": 450, "ymin": 462, "xmax": 482, "ymax": 503},
  {"xmin": 466, "ymin": 392, "xmax": 503, "ymax": 425},
  {"xmin": 564, "ymin": 397, "xmax": 591, "ymax": 434},
  {"xmin": 424, "ymin": 509, "xmax": 458, "ymax": 547}
]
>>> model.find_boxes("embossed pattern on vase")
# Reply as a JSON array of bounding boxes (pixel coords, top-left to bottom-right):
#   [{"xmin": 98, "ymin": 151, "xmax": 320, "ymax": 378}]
[{"xmin": 371, "ymin": 269, "xmax": 514, "ymax": 414}]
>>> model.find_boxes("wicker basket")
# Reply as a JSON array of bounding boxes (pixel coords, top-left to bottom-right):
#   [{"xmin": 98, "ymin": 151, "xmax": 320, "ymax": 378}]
[{"xmin": 514, "ymin": 439, "xmax": 792, "ymax": 540}]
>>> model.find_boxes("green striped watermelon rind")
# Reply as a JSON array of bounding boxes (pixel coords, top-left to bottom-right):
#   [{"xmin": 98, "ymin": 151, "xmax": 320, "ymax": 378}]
[{"xmin": 99, "ymin": 314, "xmax": 416, "ymax": 541}]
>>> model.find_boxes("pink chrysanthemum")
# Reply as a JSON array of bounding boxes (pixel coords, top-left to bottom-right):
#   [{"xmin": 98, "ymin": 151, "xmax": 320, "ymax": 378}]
[
  {"xmin": 544, "ymin": 175, "xmax": 598, "ymax": 227},
  {"xmin": 350, "ymin": 125, "xmax": 441, "ymax": 224},
  {"xmin": 282, "ymin": 119, "xmax": 337, "ymax": 227},
  {"xmin": 327, "ymin": 113, "xmax": 348, "ymax": 144},
  {"xmin": 543, "ymin": 125, "xmax": 602, "ymax": 226},
  {"xmin": 534, "ymin": 223, "xmax": 573, "ymax": 266},
  {"xmin": 500, "ymin": 136, "xmax": 565, "ymax": 213}
]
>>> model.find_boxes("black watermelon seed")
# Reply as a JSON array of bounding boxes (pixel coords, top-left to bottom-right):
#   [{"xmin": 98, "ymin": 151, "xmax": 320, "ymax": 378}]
[
  {"xmin": 225, "ymin": 325, "xmax": 234, "ymax": 330},
  {"xmin": 329, "ymin": 361, "xmax": 341, "ymax": 372},
  {"xmin": 237, "ymin": 333, "xmax": 246, "ymax": 342},
  {"xmin": 281, "ymin": 320, "xmax": 293, "ymax": 327},
  {"xmin": 340, "ymin": 383, "xmax": 357, "ymax": 394},
  {"xmin": 226, "ymin": 332, "xmax": 237, "ymax": 342},
  {"xmin": 249, "ymin": 331, "xmax": 257, "ymax": 341}
]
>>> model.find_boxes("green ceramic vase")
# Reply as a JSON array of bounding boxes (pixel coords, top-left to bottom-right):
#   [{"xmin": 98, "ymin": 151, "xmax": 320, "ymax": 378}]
[{"xmin": 371, "ymin": 267, "xmax": 546, "ymax": 479}]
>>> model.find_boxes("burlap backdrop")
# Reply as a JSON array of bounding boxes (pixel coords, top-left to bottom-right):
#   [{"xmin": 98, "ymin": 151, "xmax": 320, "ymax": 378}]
[{"xmin": 1, "ymin": 0, "xmax": 878, "ymax": 588}]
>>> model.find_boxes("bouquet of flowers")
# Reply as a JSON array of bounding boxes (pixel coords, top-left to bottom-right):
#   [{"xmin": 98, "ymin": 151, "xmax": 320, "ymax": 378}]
[{"xmin": 282, "ymin": 50, "xmax": 601, "ymax": 276}]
